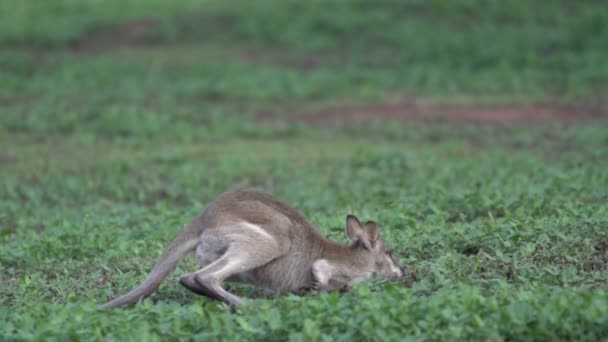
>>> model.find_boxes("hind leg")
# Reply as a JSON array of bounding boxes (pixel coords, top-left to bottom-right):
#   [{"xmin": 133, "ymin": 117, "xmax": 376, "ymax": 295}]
[
  {"xmin": 179, "ymin": 239, "xmax": 228, "ymax": 300},
  {"xmin": 179, "ymin": 224, "xmax": 285, "ymax": 306},
  {"xmin": 179, "ymin": 244, "xmax": 247, "ymax": 303}
]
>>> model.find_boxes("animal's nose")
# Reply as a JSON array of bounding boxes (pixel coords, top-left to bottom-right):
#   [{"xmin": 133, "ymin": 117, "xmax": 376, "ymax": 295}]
[{"xmin": 399, "ymin": 266, "xmax": 406, "ymax": 276}]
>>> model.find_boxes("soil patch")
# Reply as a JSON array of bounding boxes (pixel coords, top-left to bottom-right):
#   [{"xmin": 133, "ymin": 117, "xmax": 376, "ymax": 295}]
[
  {"xmin": 237, "ymin": 48, "xmax": 344, "ymax": 70},
  {"xmin": 71, "ymin": 18, "xmax": 160, "ymax": 54},
  {"xmin": 259, "ymin": 101, "xmax": 605, "ymax": 126}
]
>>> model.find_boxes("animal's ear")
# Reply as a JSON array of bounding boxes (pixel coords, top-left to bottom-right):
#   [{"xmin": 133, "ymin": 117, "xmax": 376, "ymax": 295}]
[
  {"xmin": 364, "ymin": 221, "xmax": 379, "ymax": 244},
  {"xmin": 345, "ymin": 215, "xmax": 363, "ymax": 240},
  {"xmin": 346, "ymin": 215, "xmax": 373, "ymax": 250}
]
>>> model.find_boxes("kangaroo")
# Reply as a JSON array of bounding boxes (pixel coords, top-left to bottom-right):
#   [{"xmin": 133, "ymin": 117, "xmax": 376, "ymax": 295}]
[{"xmin": 101, "ymin": 189, "xmax": 404, "ymax": 309}]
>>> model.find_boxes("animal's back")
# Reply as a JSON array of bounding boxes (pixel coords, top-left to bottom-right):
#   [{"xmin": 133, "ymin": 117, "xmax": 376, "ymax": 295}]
[{"xmin": 207, "ymin": 190, "xmax": 322, "ymax": 239}]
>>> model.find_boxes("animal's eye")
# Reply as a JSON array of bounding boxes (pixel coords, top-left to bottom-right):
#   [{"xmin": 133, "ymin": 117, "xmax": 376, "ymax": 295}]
[{"xmin": 386, "ymin": 251, "xmax": 393, "ymax": 257}]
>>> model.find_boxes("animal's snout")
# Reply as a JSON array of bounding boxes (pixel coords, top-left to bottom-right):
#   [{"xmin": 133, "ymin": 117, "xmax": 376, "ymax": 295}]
[
  {"xmin": 391, "ymin": 265, "xmax": 405, "ymax": 280},
  {"xmin": 398, "ymin": 265, "xmax": 406, "ymax": 278}
]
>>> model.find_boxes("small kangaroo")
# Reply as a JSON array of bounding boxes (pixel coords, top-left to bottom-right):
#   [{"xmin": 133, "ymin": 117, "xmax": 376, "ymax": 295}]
[{"xmin": 101, "ymin": 190, "xmax": 404, "ymax": 309}]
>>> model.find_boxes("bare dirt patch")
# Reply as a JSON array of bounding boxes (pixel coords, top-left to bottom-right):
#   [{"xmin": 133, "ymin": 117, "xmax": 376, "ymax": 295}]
[
  {"xmin": 237, "ymin": 48, "xmax": 343, "ymax": 71},
  {"xmin": 69, "ymin": 13, "xmax": 236, "ymax": 54},
  {"xmin": 71, "ymin": 18, "xmax": 160, "ymax": 54},
  {"xmin": 259, "ymin": 101, "xmax": 605, "ymax": 126}
]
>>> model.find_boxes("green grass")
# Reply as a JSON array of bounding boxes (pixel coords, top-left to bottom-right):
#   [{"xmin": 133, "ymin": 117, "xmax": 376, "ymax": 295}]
[{"xmin": 1, "ymin": 0, "xmax": 608, "ymax": 340}]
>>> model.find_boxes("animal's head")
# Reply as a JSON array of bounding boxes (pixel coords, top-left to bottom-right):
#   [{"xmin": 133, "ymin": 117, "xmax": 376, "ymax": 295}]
[{"xmin": 345, "ymin": 214, "xmax": 404, "ymax": 281}]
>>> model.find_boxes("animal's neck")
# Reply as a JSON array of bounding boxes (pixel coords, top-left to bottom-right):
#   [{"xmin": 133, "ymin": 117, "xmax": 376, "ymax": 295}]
[{"xmin": 316, "ymin": 237, "xmax": 370, "ymax": 271}]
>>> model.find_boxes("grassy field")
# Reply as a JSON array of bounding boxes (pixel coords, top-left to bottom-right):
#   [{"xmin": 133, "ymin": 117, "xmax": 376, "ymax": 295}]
[{"xmin": 1, "ymin": 1, "xmax": 608, "ymax": 340}]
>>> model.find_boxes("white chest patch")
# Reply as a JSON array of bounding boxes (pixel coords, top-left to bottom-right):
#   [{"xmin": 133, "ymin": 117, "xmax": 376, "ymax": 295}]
[{"xmin": 312, "ymin": 259, "xmax": 333, "ymax": 286}]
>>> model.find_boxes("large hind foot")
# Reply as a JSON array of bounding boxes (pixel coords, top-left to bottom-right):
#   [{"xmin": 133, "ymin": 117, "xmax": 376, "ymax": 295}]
[{"xmin": 179, "ymin": 275, "xmax": 223, "ymax": 301}]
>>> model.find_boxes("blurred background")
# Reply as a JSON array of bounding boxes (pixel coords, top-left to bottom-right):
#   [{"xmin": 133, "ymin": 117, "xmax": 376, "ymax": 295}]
[
  {"xmin": 2, "ymin": 0, "xmax": 606, "ymax": 216},
  {"xmin": 2, "ymin": 0, "xmax": 606, "ymax": 140},
  {"xmin": 1, "ymin": 1, "xmax": 608, "ymax": 339}
]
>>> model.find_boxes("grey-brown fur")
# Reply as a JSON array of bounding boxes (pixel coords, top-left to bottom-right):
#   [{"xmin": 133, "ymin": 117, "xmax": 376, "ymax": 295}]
[{"xmin": 101, "ymin": 189, "xmax": 403, "ymax": 309}]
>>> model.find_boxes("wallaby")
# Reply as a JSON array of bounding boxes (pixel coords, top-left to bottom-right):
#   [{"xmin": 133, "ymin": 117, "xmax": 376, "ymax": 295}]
[{"xmin": 101, "ymin": 189, "xmax": 404, "ymax": 309}]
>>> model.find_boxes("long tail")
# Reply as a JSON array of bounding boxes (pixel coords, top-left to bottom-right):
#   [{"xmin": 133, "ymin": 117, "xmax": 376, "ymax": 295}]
[{"xmin": 101, "ymin": 225, "xmax": 201, "ymax": 309}]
